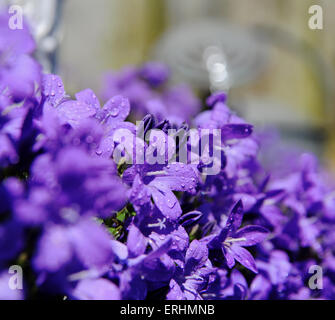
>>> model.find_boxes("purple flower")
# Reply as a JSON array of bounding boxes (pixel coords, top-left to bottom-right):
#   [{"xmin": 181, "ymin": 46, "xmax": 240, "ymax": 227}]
[
  {"xmin": 33, "ymin": 218, "xmax": 114, "ymax": 272},
  {"xmin": 167, "ymin": 240, "xmax": 215, "ymax": 300},
  {"xmin": 206, "ymin": 200, "xmax": 269, "ymax": 273},
  {"xmin": 124, "ymin": 162, "xmax": 199, "ymax": 220},
  {"xmin": 101, "ymin": 63, "xmax": 201, "ymax": 124},
  {"xmin": 109, "ymin": 236, "xmax": 175, "ymax": 299},
  {"xmin": 206, "ymin": 91, "xmax": 227, "ymax": 107},
  {"xmin": 220, "ymin": 269, "xmax": 248, "ymax": 300},
  {"xmin": 15, "ymin": 146, "xmax": 127, "ymax": 224},
  {"xmin": 139, "ymin": 62, "xmax": 170, "ymax": 88},
  {"xmin": 71, "ymin": 278, "xmax": 121, "ymax": 300},
  {"xmin": 0, "ymin": 12, "xmax": 41, "ymax": 102}
]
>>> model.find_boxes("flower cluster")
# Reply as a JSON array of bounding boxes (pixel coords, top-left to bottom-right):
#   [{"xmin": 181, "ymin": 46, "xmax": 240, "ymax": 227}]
[
  {"xmin": 1, "ymin": 12, "xmax": 335, "ymax": 300},
  {"xmin": 101, "ymin": 62, "xmax": 201, "ymax": 126}
]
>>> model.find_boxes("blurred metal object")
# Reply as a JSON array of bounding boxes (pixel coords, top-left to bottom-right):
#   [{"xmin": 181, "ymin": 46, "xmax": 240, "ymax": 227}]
[
  {"xmin": 6, "ymin": 0, "xmax": 64, "ymax": 73},
  {"xmin": 154, "ymin": 20, "xmax": 269, "ymax": 91},
  {"xmin": 203, "ymin": 46, "xmax": 230, "ymax": 93}
]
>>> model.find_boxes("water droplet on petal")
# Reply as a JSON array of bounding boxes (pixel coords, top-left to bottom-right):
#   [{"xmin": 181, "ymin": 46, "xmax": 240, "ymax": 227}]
[
  {"xmin": 167, "ymin": 198, "xmax": 175, "ymax": 208},
  {"xmin": 110, "ymin": 108, "xmax": 119, "ymax": 117}
]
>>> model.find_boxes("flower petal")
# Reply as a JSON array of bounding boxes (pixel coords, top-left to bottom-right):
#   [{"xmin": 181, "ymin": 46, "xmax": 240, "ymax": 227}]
[
  {"xmin": 150, "ymin": 182, "xmax": 182, "ymax": 220},
  {"xmin": 167, "ymin": 279, "xmax": 186, "ymax": 300},
  {"xmin": 185, "ymin": 240, "xmax": 208, "ymax": 275},
  {"xmin": 127, "ymin": 224, "xmax": 147, "ymax": 257},
  {"xmin": 154, "ymin": 163, "xmax": 199, "ymax": 194},
  {"xmin": 221, "ymin": 124, "xmax": 253, "ymax": 140},
  {"xmin": 75, "ymin": 88, "xmax": 101, "ymax": 110},
  {"xmin": 72, "ymin": 278, "xmax": 121, "ymax": 300},
  {"xmin": 57, "ymin": 100, "xmax": 96, "ymax": 128},
  {"xmin": 206, "ymin": 92, "xmax": 227, "ymax": 107},
  {"xmin": 219, "ymin": 200, "xmax": 244, "ymax": 241},
  {"xmin": 234, "ymin": 225, "xmax": 269, "ymax": 247},
  {"xmin": 228, "ymin": 244, "xmax": 258, "ymax": 273},
  {"xmin": 100, "ymin": 95, "xmax": 130, "ymax": 125},
  {"xmin": 69, "ymin": 219, "xmax": 114, "ymax": 268},
  {"xmin": 33, "ymin": 225, "xmax": 72, "ymax": 272},
  {"xmin": 179, "ymin": 210, "xmax": 203, "ymax": 227},
  {"xmin": 42, "ymin": 74, "xmax": 66, "ymax": 107}
]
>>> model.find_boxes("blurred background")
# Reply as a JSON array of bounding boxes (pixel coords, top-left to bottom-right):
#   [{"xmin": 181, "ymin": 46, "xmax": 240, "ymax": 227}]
[{"xmin": 4, "ymin": 0, "xmax": 335, "ymax": 171}]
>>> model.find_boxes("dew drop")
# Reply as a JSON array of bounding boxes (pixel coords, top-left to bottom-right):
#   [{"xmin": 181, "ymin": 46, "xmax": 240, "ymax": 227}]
[
  {"xmin": 167, "ymin": 199, "xmax": 175, "ymax": 208},
  {"xmin": 110, "ymin": 108, "xmax": 119, "ymax": 117}
]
